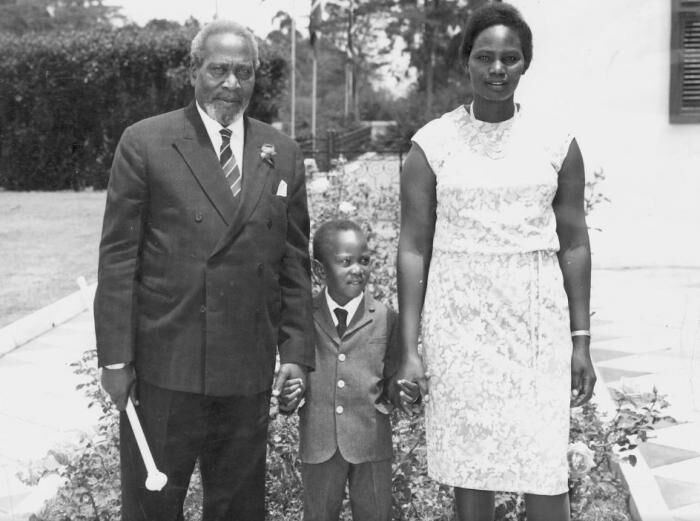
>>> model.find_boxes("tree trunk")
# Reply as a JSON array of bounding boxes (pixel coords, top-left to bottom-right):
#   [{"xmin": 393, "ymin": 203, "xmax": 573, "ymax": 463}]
[
  {"xmin": 353, "ymin": 62, "xmax": 360, "ymax": 122},
  {"xmin": 425, "ymin": 39, "xmax": 435, "ymax": 120},
  {"xmin": 424, "ymin": 0, "xmax": 438, "ymax": 120},
  {"xmin": 345, "ymin": 0, "xmax": 355, "ymax": 123}
]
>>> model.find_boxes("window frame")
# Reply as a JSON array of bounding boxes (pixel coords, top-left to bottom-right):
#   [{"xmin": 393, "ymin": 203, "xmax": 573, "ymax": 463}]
[{"xmin": 670, "ymin": 0, "xmax": 700, "ymax": 123}]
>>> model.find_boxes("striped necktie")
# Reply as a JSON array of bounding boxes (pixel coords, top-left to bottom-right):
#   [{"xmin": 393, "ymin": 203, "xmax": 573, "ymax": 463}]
[{"xmin": 219, "ymin": 128, "xmax": 241, "ymax": 198}]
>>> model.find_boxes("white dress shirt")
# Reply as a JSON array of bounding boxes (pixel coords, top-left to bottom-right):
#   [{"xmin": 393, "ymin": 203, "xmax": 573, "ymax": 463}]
[
  {"xmin": 325, "ymin": 288, "xmax": 364, "ymax": 327},
  {"xmin": 196, "ymin": 102, "xmax": 244, "ymax": 173}
]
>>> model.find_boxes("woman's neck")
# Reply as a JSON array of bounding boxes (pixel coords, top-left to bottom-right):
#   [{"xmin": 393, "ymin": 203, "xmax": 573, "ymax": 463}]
[{"xmin": 470, "ymin": 97, "xmax": 516, "ymax": 123}]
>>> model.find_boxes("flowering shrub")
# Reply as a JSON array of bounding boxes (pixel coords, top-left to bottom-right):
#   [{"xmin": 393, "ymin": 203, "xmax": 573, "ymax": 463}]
[
  {"xmin": 23, "ymin": 153, "xmax": 640, "ymax": 521},
  {"xmin": 19, "ymin": 349, "xmax": 120, "ymax": 520},
  {"xmin": 567, "ymin": 387, "xmax": 676, "ymax": 521}
]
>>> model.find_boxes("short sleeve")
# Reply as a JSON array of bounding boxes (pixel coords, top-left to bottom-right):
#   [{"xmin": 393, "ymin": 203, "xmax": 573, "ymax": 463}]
[
  {"xmin": 547, "ymin": 125, "xmax": 574, "ymax": 173},
  {"xmin": 411, "ymin": 116, "xmax": 450, "ymax": 177}
]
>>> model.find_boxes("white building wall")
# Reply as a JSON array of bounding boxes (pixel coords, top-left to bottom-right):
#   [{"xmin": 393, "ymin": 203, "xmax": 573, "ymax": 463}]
[{"xmin": 509, "ymin": 0, "xmax": 700, "ymax": 267}]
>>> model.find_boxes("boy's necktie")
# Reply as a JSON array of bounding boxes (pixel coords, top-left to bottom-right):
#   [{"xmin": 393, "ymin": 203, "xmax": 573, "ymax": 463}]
[
  {"xmin": 219, "ymin": 128, "xmax": 241, "ymax": 197},
  {"xmin": 334, "ymin": 308, "xmax": 348, "ymax": 338}
]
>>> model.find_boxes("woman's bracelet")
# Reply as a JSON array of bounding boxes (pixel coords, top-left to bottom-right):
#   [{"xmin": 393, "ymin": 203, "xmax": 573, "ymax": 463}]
[{"xmin": 571, "ymin": 330, "xmax": 591, "ymax": 338}]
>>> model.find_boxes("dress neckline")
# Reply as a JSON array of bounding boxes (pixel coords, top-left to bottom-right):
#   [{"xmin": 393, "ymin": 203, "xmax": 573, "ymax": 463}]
[{"xmin": 464, "ymin": 102, "xmax": 521, "ymax": 126}]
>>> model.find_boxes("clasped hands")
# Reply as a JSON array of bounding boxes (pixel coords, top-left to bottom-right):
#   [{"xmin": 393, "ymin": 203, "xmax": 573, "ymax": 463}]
[
  {"xmin": 392, "ymin": 355, "xmax": 430, "ymax": 414},
  {"xmin": 272, "ymin": 363, "xmax": 307, "ymax": 414}
]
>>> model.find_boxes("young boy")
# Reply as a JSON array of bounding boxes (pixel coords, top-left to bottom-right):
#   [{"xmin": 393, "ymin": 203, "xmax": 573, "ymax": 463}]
[{"xmin": 285, "ymin": 219, "xmax": 399, "ymax": 521}]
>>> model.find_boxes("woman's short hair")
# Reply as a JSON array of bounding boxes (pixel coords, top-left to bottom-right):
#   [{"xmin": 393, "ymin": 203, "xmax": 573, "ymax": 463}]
[
  {"xmin": 460, "ymin": 2, "xmax": 533, "ymax": 72},
  {"xmin": 313, "ymin": 220, "xmax": 365, "ymax": 264},
  {"xmin": 190, "ymin": 20, "xmax": 260, "ymax": 69}
]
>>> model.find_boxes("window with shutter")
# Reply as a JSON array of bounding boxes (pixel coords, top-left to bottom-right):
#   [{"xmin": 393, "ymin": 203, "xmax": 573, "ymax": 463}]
[{"xmin": 671, "ymin": 0, "xmax": 700, "ymax": 123}]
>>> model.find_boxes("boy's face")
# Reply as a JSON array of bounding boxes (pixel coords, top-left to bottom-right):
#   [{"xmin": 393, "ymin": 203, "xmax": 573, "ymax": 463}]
[{"xmin": 317, "ymin": 229, "xmax": 371, "ymax": 306}]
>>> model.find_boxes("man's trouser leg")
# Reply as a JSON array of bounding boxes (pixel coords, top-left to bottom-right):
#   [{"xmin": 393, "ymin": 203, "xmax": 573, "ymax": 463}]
[{"xmin": 120, "ymin": 381, "xmax": 270, "ymax": 521}]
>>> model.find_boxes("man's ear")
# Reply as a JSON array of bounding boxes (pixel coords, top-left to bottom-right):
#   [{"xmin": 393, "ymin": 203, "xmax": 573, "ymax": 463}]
[
  {"xmin": 312, "ymin": 258, "xmax": 325, "ymax": 284},
  {"xmin": 189, "ymin": 62, "xmax": 199, "ymax": 87}
]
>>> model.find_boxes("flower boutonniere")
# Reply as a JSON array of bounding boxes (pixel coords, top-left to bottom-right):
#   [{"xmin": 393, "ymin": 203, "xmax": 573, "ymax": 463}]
[{"xmin": 260, "ymin": 144, "xmax": 276, "ymax": 166}]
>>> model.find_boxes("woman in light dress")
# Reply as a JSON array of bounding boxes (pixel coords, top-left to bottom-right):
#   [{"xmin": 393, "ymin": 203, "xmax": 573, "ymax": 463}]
[{"xmin": 395, "ymin": 3, "xmax": 596, "ymax": 520}]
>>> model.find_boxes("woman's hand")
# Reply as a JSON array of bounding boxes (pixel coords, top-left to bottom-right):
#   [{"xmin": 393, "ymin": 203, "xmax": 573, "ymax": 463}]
[{"xmin": 570, "ymin": 339, "xmax": 596, "ymax": 407}]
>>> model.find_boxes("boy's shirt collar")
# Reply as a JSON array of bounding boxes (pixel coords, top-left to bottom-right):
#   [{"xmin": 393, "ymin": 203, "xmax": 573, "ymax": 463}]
[{"xmin": 324, "ymin": 288, "xmax": 364, "ymax": 327}]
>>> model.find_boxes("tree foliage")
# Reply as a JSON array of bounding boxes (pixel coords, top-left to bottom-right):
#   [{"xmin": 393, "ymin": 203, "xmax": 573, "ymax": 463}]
[
  {"xmin": 265, "ymin": 14, "xmax": 356, "ymax": 139},
  {"xmin": 0, "ymin": 0, "xmax": 123, "ymax": 34},
  {"xmin": 286, "ymin": 0, "xmax": 492, "ymax": 147}
]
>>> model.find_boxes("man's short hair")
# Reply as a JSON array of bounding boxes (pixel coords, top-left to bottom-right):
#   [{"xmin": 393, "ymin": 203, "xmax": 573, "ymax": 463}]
[
  {"xmin": 190, "ymin": 20, "xmax": 260, "ymax": 69},
  {"xmin": 313, "ymin": 220, "xmax": 365, "ymax": 264}
]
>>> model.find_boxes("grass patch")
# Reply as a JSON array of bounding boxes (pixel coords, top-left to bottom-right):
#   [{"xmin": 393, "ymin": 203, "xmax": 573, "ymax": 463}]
[{"xmin": 0, "ymin": 190, "xmax": 106, "ymax": 327}]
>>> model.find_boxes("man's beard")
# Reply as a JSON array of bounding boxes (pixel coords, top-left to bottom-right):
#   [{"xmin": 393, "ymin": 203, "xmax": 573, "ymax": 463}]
[{"xmin": 204, "ymin": 100, "xmax": 246, "ymax": 126}]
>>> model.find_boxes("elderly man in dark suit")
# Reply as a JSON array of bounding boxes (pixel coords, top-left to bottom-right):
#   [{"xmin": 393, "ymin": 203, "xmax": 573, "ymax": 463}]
[{"xmin": 94, "ymin": 19, "xmax": 314, "ymax": 521}]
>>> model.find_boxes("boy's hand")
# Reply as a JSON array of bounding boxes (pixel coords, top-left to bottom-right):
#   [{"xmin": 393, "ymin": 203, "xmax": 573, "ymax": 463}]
[{"xmin": 396, "ymin": 379, "xmax": 422, "ymax": 414}]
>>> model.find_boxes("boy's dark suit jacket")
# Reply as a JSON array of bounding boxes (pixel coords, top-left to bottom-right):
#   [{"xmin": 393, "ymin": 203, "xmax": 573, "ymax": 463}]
[
  {"xmin": 94, "ymin": 102, "xmax": 315, "ymax": 396},
  {"xmin": 299, "ymin": 291, "xmax": 399, "ymax": 464}
]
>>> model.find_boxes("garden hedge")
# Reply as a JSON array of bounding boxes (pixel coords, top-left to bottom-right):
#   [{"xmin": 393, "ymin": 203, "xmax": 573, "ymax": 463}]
[{"xmin": 0, "ymin": 26, "xmax": 287, "ymax": 190}]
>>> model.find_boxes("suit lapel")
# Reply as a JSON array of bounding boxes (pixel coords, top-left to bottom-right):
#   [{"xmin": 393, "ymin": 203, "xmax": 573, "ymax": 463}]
[
  {"xmin": 344, "ymin": 294, "xmax": 373, "ymax": 337},
  {"xmin": 211, "ymin": 117, "xmax": 273, "ymax": 257},
  {"xmin": 172, "ymin": 102, "xmax": 238, "ymax": 226}
]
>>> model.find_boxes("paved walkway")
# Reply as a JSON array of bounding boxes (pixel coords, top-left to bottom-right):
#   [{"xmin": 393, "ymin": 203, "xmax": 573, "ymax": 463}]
[
  {"xmin": 0, "ymin": 267, "xmax": 698, "ymax": 520},
  {"xmin": 0, "ymin": 310, "xmax": 98, "ymax": 521},
  {"xmin": 591, "ymin": 268, "xmax": 700, "ymax": 521}
]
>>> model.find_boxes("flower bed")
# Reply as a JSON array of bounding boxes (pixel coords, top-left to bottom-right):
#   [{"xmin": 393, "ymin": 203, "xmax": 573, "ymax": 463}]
[{"xmin": 21, "ymin": 154, "xmax": 673, "ymax": 521}]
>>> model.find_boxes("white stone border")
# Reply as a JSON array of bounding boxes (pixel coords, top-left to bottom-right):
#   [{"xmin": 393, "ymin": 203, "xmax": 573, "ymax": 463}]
[{"xmin": 0, "ymin": 277, "xmax": 96, "ymax": 357}]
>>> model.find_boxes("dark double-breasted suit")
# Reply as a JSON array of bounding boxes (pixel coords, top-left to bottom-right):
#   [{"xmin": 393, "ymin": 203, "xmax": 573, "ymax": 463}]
[
  {"xmin": 94, "ymin": 101, "xmax": 314, "ymax": 521},
  {"xmin": 95, "ymin": 102, "xmax": 314, "ymax": 393}
]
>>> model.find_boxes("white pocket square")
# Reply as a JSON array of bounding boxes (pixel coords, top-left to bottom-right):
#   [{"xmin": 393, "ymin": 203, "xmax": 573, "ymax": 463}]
[{"xmin": 276, "ymin": 180, "xmax": 287, "ymax": 197}]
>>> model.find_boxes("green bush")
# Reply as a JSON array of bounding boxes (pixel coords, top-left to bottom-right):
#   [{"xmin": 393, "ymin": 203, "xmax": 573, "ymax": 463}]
[{"xmin": 0, "ymin": 25, "xmax": 287, "ymax": 190}]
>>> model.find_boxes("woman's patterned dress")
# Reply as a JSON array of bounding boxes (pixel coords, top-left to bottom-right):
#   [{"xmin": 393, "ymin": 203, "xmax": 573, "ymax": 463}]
[{"xmin": 412, "ymin": 104, "xmax": 574, "ymax": 494}]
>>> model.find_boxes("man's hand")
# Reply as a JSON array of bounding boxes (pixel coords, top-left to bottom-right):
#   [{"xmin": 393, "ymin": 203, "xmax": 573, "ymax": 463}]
[
  {"xmin": 571, "ymin": 339, "xmax": 596, "ymax": 407},
  {"xmin": 272, "ymin": 363, "xmax": 307, "ymax": 414},
  {"xmin": 101, "ymin": 365, "xmax": 137, "ymax": 411}
]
